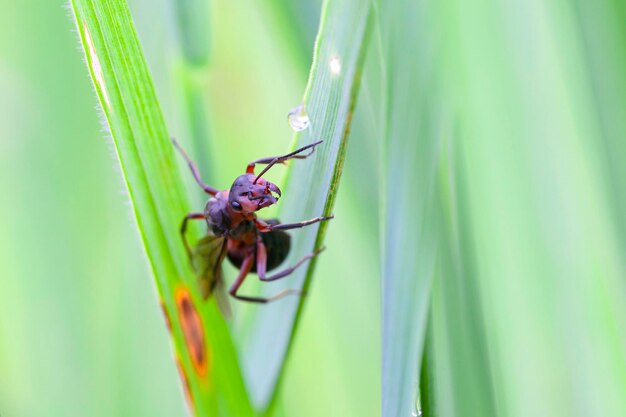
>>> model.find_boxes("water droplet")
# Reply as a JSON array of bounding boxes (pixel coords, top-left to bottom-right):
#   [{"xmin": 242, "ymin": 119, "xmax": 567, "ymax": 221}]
[
  {"xmin": 329, "ymin": 54, "xmax": 341, "ymax": 75},
  {"xmin": 287, "ymin": 103, "xmax": 310, "ymax": 132}
]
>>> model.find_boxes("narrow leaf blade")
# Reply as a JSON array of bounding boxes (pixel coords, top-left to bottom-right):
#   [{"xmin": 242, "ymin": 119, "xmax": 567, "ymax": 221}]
[
  {"xmin": 375, "ymin": 0, "xmax": 445, "ymax": 414},
  {"xmin": 234, "ymin": 0, "xmax": 373, "ymax": 409},
  {"xmin": 69, "ymin": 1, "xmax": 253, "ymax": 415}
]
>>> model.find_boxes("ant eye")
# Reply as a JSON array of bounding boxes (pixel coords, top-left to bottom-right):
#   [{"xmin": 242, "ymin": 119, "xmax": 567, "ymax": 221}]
[{"xmin": 230, "ymin": 201, "xmax": 242, "ymax": 211}]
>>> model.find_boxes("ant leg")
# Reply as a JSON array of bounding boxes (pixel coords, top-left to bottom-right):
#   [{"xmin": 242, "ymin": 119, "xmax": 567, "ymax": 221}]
[
  {"xmin": 256, "ymin": 237, "xmax": 323, "ymax": 282},
  {"xmin": 181, "ymin": 213, "xmax": 205, "ymax": 258},
  {"xmin": 172, "ymin": 137, "xmax": 219, "ymax": 196},
  {"xmin": 258, "ymin": 215, "xmax": 333, "ymax": 232},
  {"xmin": 229, "ymin": 254, "xmax": 260, "ymax": 302},
  {"xmin": 246, "ymin": 140, "xmax": 323, "ymax": 180},
  {"xmin": 230, "ymin": 251, "xmax": 301, "ymax": 303}
]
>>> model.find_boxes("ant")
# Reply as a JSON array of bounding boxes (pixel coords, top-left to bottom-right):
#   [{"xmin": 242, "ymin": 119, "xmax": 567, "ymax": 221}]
[{"xmin": 173, "ymin": 139, "xmax": 332, "ymax": 304}]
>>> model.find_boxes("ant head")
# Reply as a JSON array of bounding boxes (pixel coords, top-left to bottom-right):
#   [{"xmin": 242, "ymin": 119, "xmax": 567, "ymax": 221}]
[{"xmin": 228, "ymin": 173, "xmax": 281, "ymax": 214}]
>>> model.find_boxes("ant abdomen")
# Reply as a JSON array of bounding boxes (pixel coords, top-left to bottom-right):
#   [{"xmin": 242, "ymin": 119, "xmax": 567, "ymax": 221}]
[{"xmin": 227, "ymin": 219, "xmax": 291, "ymax": 272}]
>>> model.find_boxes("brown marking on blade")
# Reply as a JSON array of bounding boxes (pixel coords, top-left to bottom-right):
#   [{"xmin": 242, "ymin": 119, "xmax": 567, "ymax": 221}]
[
  {"xmin": 176, "ymin": 358, "xmax": 194, "ymax": 413},
  {"xmin": 160, "ymin": 300, "xmax": 172, "ymax": 332},
  {"xmin": 175, "ymin": 287, "xmax": 209, "ymax": 377}
]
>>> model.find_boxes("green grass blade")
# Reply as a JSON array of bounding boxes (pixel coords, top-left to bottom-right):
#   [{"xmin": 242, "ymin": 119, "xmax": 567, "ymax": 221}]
[
  {"xmin": 172, "ymin": 0, "xmax": 211, "ymax": 67},
  {"xmin": 171, "ymin": 0, "xmax": 215, "ymax": 185},
  {"xmin": 69, "ymin": 1, "xmax": 253, "ymax": 415},
  {"xmin": 428, "ymin": 143, "xmax": 498, "ymax": 416},
  {"xmin": 375, "ymin": 0, "xmax": 447, "ymax": 414},
  {"xmin": 378, "ymin": 0, "xmax": 626, "ymax": 416},
  {"xmin": 258, "ymin": 0, "xmax": 321, "ymax": 70},
  {"xmin": 430, "ymin": 0, "xmax": 626, "ymax": 415},
  {"xmin": 233, "ymin": 0, "xmax": 372, "ymax": 410}
]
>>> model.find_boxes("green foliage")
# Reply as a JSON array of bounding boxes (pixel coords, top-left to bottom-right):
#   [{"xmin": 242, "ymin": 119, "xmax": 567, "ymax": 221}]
[
  {"xmin": 375, "ymin": 0, "xmax": 444, "ymax": 414},
  {"xmin": 233, "ymin": 0, "xmax": 372, "ymax": 410},
  {"xmin": 377, "ymin": 0, "xmax": 626, "ymax": 416},
  {"xmin": 69, "ymin": 1, "xmax": 252, "ymax": 415},
  {"xmin": 69, "ymin": 0, "xmax": 372, "ymax": 415},
  {"xmin": 4, "ymin": 0, "xmax": 626, "ymax": 416}
]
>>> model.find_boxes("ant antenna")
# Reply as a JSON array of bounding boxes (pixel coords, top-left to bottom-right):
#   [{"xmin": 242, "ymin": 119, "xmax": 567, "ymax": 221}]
[{"xmin": 253, "ymin": 140, "xmax": 323, "ymax": 184}]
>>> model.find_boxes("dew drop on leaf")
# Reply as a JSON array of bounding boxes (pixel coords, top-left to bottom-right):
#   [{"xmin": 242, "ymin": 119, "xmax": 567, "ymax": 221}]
[
  {"xmin": 329, "ymin": 54, "xmax": 341, "ymax": 75},
  {"xmin": 287, "ymin": 103, "xmax": 311, "ymax": 132}
]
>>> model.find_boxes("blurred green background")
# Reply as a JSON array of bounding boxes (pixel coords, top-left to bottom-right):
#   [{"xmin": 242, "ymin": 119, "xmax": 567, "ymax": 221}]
[
  {"xmin": 0, "ymin": 0, "xmax": 378, "ymax": 415},
  {"xmin": 4, "ymin": 0, "xmax": 626, "ymax": 415}
]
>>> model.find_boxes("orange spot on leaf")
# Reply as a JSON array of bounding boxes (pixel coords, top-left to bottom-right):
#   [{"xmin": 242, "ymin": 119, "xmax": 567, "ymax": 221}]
[
  {"xmin": 176, "ymin": 358, "xmax": 194, "ymax": 413},
  {"xmin": 160, "ymin": 301, "xmax": 172, "ymax": 332},
  {"xmin": 175, "ymin": 287, "xmax": 209, "ymax": 377}
]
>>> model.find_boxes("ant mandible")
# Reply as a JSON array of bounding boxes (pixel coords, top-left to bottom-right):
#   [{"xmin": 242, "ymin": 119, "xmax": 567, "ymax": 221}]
[{"xmin": 173, "ymin": 139, "xmax": 332, "ymax": 304}]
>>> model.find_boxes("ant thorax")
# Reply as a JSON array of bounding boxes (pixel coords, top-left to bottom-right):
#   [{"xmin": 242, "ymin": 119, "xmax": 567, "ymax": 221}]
[
  {"xmin": 204, "ymin": 190, "xmax": 256, "ymax": 237},
  {"xmin": 203, "ymin": 192, "xmax": 235, "ymax": 236}
]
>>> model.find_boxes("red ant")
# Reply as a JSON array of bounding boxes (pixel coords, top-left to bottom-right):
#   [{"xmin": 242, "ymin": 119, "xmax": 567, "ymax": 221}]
[{"xmin": 173, "ymin": 139, "xmax": 332, "ymax": 304}]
